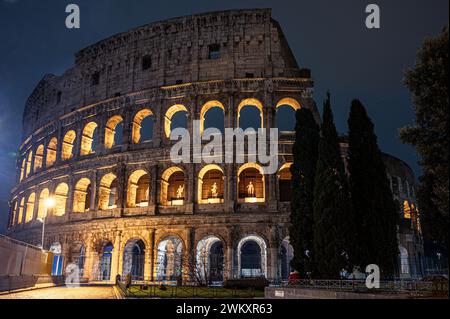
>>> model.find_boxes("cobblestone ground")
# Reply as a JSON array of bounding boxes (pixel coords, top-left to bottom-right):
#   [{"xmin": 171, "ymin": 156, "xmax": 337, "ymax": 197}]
[{"xmin": 0, "ymin": 286, "xmax": 118, "ymax": 299}]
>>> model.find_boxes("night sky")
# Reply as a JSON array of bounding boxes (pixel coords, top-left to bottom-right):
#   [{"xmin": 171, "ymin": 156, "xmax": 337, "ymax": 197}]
[{"xmin": 0, "ymin": 0, "xmax": 448, "ymax": 208}]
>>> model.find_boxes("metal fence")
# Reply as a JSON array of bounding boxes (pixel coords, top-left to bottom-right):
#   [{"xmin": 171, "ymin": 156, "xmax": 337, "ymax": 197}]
[
  {"xmin": 281, "ymin": 278, "xmax": 448, "ymax": 297},
  {"xmin": 118, "ymin": 282, "xmax": 263, "ymax": 299}
]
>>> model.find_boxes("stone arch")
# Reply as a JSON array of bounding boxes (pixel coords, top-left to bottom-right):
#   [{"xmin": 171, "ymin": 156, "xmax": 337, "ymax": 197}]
[
  {"xmin": 17, "ymin": 197, "xmax": 25, "ymax": 224},
  {"xmin": 399, "ymin": 245, "xmax": 410, "ymax": 275},
  {"xmin": 19, "ymin": 158, "xmax": 26, "ymax": 182},
  {"xmin": 132, "ymin": 108, "xmax": 154, "ymax": 144},
  {"xmin": 160, "ymin": 166, "xmax": 185, "ymax": 206},
  {"xmin": 237, "ymin": 98, "xmax": 264, "ymax": 130},
  {"xmin": 122, "ymin": 238, "xmax": 146, "ymax": 280},
  {"xmin": 46, "ymin": 137, "xmax": 58, "ymax": 167},
  {"xmin": 196, "ymin": 235, "xmax": 225, "ymax": 283},
  {"xmin": 237, "ymin": 163, "xmax": 265, "ymax": 203},
  {"xmin": 34, "ymin": 144, "xmax": 44, "ymax": 171},
  {"xmin": 9, "ymin": 200, "xmax": 18, "ymax": 227},
  {"xmin": 92, "ymin": 240, "xmax": 114, "ymax": 281},
  {"xmin": 80, "ymin": 122, "xmax": 98, "ymax": 156},
  {"xmin": 62, "ymin": 130, "xmax": 76, "ymax": 161},
  {"xmin": 200, "ymin": 100, "xmax": 225, "ymax": 134},
  {"xmin": 276, "ymin": 98, "xmax": 300, "ymax": 132},
  {"xmin": 25, "ymin": 151, "xmax": 33, "ymax": 178},
  {"xmin": 278, "ymin": 163, "xmax": 292, "ymax": 202},
  {"xmin": 280, "ymin": 237, "xmax": 294, "ymax": 280},
  {"xmin": 276, "ymin": 98, "xmax": 301, "ymax": 111},
  {"xmin": 164, "ymin": 104, "xmax": 188, "ymax": 138},
  {"xmin": 37, "ymin": 188, "xmax": 50, "ymax": 219},
  {"xmin": 127, "ymin": 170, "xmax": 150, "ymax": 208},
  {"xmin": 25, "ymin": 192, "xmax": 36, "ymax": 223},
  {"xmin": 237, "ymin": 235, "xmax": 268, "ymax": 278},
  {"xmin": 104, "ymin": 115, "xmax": 124, "ymax": 149},
  {"xmin": 403, "ymin": 200, "xmax": 412, "ymax": 219},
  {"xmin": 98, "ymin": 173, "xmax": 118, "ymax": 210},
  {"xmin": 68, "ymin": 241, "xmax": 86, "ymax": 277},
  {"xmin": 54, "ymin": 183, "xmax": 69, "ymax": 216},
  {"xmin": 156, "ymin": 235, "xmax": 184, "ymax": 281},
  {"xmin": 73, "ymin": 178, "xmax": 92, "ymax": 213},
  {"xmin": 198, "ymin": 164, "xmax": 224, "ymax": 204}
]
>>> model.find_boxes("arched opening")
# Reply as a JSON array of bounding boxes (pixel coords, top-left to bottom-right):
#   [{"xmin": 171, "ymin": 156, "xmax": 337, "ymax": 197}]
[
  {"xmin": 132, "ymin": 109, "xmax": 154, "ymax": 144},
  {"xmin": 25, "ymin": 193, "xmax": 36, "ymax": 223},
  {"xmin": 164, "ymin": 105, "xmax": 188, "ymax": 138},
  {"xmin": 50, "ymin": 242, "xmax": 63, "ymax": 276},
  {"xmin": 127, "ymin": 170, "xmax": 150, "ymax": 208},
  {"xmin": 104, "ymin": 115, "xmax": 123, "ymax": 149},
  {"xmin": 156, "ymin": 236, "xmax": 183, "ymax": 281},
  {"xmin": 399, "ymin": 245, "xmax": 410, "ymax": 275},
  {"xmin": 25, "ymin": 151, "xmax": 33, "ymax": 177},
  {"xmin": 34, "ymin": 145, "xmax": 44, "ymax": 171},
  {"xmin": 198, "ymin": 165, "xmax": 224, "ymax": 204},
  {"xmin": 196, "ymin": 236, "xmax": 224, "ymax": 284},
  {"xmin": 9, "ymin": 200, "xmax": 18, "ymax": 227},
  {"xmin": 17, "ymin": 198, "xmax": 25, "ymax": 224},
  {"xmin": 46, "ymin": 137, "xmax": 58, "ymax": 167},
  {"xmin": 99, "ymin": 173, "xmax": 118, "ymax": 210},
  {"xmin": 20, "ymin": 159, "xmax": 26, "ymax": 182},
  {"xmin": 161, "ymin": 167, "xmax": 185, "ymax": 206},
  {"xmin": 73, "ymin": 178, "xmax": 92, "ymax": 213},
  {"xmin": 276, "ymin": 98, "xmax": 301, "ymax": 132},
  {"xmin": 122, "ymin": 239, "xmax": 145, "ymax": 280},
  {"xmin": 280, "ymin": 238, "xmax": 294, "ymax": 280},
  {"xmin": 80, "ymin": 122, "xmax": 98, "ymax": 155},
  {"xmin": 238, "ymin": 235, "xmax": 267, "ymax": 278},
  {"xmin": 403, "ymin": 200, "xmax": 412, "ymax": 219},
  {"xmin": 69, "ymin": 243, "xmax": 86, "ymax": 278},
  {"xmin": 37, "ymin": 188, "xmax": 50, "ymax": 219},
  {"xmin": 237, "ymin": 98, "xmax": 264, "ymax": 130},
  {"xmin": 62, "ymin": 130, "xmax": 76, "ymax": 161},
  {"xmin": 278, "ymin": 163, "xmax": 292, "ymax": 202},
  {"xmin": 238, "ymin": 163, "xmax": 265, "ymax": 203},
  {"xmin": 95, "ymin": 242, "xmax": 114, "ymax": 281},
  {"xmin": 54, "ymin": 183, "xmax": 69, "ymax": 216},
  {"xmin": 200, "ymin": 101, "xmax": 225, "ymax": 135}
]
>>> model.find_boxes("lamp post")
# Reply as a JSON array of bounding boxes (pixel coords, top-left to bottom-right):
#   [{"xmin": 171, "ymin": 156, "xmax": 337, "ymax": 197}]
[{"xmin": 38, "ymin": 197, "xmax": 55, "ymax": 251}]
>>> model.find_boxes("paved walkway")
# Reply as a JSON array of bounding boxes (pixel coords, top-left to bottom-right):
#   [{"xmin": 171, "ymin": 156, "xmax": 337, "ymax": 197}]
[{"xmin": 0, "ymin": 285, "xmax": 118, "ymax": 299}]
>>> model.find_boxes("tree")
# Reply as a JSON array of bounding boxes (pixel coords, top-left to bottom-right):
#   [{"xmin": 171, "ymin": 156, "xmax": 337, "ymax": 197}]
[
  {"xmin": 400, "ymin": 26, "xmax": 449, "ymax": 249},
  {"xmin": 348, "ymin": 100, "xmax": 399, "ymax": 278},
  {"xmin": 289, "ymin": 108, "xmax": 320, "ymax": 277},
  {"xmin": 313, "ymin": 94, "xmax": 353, "ymax": 279}
]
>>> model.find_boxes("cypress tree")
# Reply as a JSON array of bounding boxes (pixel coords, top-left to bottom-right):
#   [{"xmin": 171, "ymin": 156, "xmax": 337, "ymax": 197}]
[
  {"xmin": 289, "ymin": 108, "xmax": 320, "ymax": 277},
  {"xmin": 348, "ymin": 100, "xmax": 399, "ymax": 278},
  {"xmin": 313, "ymin": 94, "xmax": 353, "ymax": 279}
]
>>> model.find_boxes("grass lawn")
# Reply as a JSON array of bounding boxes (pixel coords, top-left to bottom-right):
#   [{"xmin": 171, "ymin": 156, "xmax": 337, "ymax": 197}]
[{"xmin": 126, "ymin": 285, "xmax": 265, "ymax": 298}]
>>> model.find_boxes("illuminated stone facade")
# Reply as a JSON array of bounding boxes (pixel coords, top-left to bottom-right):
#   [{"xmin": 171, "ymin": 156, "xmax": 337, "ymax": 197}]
[{"xmin": 7, "ymin": 9, "xmax": 423, "ymax": 282}]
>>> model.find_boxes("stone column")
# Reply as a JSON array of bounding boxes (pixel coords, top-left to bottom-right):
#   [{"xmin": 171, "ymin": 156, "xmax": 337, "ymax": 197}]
[
  {"xmin": 89, "ymin": 171, "xmax": 97, "ymax": 211},
  {"xmin": 110, "ymin": 231, "xmax": 122, "ymax": 282},
  {"xmin": 224, "ymin": 227, "xmax": 234, "ymax": 280},
  {"xmin": 83, "ymin": 239, "xmax": 95, "ymax": 281},
  {"xmin": 183, "ymin": 227, "xmax": 195, "ymax": 284},
  {"xmin": 144, "ymin": 229, "xmax": 155, "ymax": 281}
]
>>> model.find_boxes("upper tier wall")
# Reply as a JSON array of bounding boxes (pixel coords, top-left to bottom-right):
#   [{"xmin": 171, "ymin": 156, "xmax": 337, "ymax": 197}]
[{"xmin": 22, "ymin": 9, "xmax": 308, "ymax": 140}]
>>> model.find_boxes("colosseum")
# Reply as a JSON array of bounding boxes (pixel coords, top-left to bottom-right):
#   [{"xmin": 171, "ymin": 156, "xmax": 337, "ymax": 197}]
[{"xmin": 6, "ymin": 9, "xmax": 423, "ymax": 283}]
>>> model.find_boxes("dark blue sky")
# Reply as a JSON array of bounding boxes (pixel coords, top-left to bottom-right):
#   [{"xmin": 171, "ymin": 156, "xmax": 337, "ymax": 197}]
[{"xmin": 0, "ymin": 0, "xmax": 448, "ymax": 203}]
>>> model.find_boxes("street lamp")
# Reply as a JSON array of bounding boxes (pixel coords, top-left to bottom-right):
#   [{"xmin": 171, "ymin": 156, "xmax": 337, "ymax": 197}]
[{"xmin": 37, "ymin": 197, "xmax": 56, "ymax": 251}]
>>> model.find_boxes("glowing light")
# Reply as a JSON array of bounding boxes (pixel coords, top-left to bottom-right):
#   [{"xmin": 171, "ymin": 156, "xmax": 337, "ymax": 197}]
[{"xmin": 45, "ymin": 197, "xmax": 56, "ymax": 208}]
